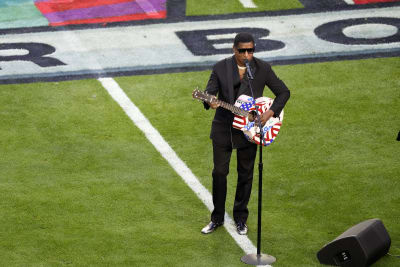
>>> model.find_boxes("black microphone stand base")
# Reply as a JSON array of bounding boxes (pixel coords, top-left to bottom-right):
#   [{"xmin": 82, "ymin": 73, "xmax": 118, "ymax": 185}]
[{"xmin": 241, "ymin": 253, "xmax": 276, "ymax": 266}]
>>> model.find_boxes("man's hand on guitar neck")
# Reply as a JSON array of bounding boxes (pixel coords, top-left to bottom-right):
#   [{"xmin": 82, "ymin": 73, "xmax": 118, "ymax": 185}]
[{"xmin": 208, "ymin": 96, "xmax": 220, "ymax": 109}]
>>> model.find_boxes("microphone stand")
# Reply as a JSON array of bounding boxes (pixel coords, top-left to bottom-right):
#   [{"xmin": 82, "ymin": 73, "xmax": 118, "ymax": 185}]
[{"xmin": 241, "ymin": 60, "xmax": 276, "ymax": 266}]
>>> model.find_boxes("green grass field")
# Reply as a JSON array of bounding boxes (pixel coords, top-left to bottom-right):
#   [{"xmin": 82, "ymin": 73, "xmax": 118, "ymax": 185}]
[
  {"xmin": 186, "ymin": 0, "xmax": 303, "ymax": 15},
  {"xmin": 1, "ymin": 0, "xmax": 400, "ymax": 266},
  {"xmin": 1, "ymin": 57, "xmax": 399, "ymax": 266}
]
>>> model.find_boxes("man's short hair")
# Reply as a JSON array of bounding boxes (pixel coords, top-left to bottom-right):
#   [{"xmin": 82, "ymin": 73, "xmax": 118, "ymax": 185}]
[{"xmin": 234, "ymin": 32, "xmax": 255, "ymax": 47}]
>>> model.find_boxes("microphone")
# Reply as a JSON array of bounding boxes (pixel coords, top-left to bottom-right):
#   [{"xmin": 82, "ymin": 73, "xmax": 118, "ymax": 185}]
[{"xmin": 244, "ymin": 59, "xmax": 254, "ymax": 80}]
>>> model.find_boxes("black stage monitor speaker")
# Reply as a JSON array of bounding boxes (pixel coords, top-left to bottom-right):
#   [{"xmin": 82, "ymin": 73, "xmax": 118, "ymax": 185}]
[{"xmin": 317, "ymin": 218, "xmax": 391, "ymax": 266}]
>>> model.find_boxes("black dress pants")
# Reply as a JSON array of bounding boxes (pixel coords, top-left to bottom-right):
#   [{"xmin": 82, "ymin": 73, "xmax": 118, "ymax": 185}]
[{"xmin": 211, "ymin": 141, "xmax": 257, "ymax": 224}]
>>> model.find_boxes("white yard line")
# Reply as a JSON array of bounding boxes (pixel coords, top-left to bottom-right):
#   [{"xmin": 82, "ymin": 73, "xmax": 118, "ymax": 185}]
[
  {"xmin": 239, "ymin": 0, "xmax": 257, "ymax": 8},
  {"xmin": 99, "ymin": 77, "xmax": 272, "ymax": 266}
]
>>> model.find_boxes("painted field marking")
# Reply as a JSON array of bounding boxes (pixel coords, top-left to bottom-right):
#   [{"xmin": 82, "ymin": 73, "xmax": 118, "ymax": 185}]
[
  {"xmin": 99, "ymin": 77, "xmax": 271, "ymax": 267},
  {"xmin": 239, "ymin": 0, "xmax": 257, "ymax": 8},
  {"xmin": 2, "ymin": 6, "xmax": 399, "ymax": 84},
  {"xmin": 136, "ymin": 0, "xmax": 159, "ymax": 15}
]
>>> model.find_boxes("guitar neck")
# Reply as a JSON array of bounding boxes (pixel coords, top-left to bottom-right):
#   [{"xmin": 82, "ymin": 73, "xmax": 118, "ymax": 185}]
[
  {"xmin": 215, "ymin": 99, "xmax": 249, "ymax": 117},
  {"xmin": 192, "ymin": 89, "xmax": 250, "ymax": 117}
]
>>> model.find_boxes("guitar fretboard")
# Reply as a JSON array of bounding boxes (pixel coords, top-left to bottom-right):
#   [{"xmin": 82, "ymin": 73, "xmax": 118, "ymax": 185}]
[
  {"xmin": 192, "ymin": 89, "xmax": 251, "ymax": 118},
  {"xmin": 214, "ymin": 99, "xmax": 249, "ymax": 117}
]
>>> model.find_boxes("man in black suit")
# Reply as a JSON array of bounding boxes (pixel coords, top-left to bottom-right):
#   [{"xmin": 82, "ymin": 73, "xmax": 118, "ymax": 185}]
[{"xmin": 201, "ymin": 32, "xmax": 290, "ymax": 235}]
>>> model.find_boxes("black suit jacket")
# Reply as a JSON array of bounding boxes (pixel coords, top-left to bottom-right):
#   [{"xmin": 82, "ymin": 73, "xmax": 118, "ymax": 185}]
[{"xmin": 204, "ymin": 55, "xmax": 290, "ymax": 148}]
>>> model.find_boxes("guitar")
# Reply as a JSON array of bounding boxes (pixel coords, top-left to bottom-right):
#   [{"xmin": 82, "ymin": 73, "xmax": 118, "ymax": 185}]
[{"xmin": 192, "ymin": 89, "xmax": 284, "ymax": 146}]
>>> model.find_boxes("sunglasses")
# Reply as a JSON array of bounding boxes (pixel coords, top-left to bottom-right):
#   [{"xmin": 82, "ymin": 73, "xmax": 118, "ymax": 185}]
[{"xmin": 237, "ymin": 48, "xmax": 255, "ymax": 54}]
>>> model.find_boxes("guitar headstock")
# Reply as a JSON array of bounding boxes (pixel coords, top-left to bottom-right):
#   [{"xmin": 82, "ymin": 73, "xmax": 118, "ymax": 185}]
[{"xmin": 192, "ymin": 88, "xmax": 214, "ymax": 103}]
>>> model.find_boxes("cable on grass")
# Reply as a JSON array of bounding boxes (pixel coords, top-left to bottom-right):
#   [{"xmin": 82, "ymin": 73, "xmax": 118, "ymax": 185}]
[
  {"xmin": 387, "ymin": 253, "xmax": 400, "ymax": 258},
  {"xmin": 388, "ymin": 246, "xmax": 400, "ymax": 258}
]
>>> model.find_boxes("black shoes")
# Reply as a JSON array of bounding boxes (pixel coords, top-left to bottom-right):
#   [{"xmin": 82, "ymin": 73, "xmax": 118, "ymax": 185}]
[
  {"xmin": 201, "ymin": 221, "xmax": 248, "ymax": 235},
  {"xmin": 236, "ymin": 222, "xmax": 248, "ymax": 235},
  {"xmin": 201, "ymin": 221, "xmax": 224, "ymax": 234}
]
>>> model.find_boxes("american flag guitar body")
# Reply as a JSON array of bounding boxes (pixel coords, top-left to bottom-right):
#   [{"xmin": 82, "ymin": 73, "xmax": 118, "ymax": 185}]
[{"xmin": 192, "ymin": 89, "xmax": 284, "ymax": 146}]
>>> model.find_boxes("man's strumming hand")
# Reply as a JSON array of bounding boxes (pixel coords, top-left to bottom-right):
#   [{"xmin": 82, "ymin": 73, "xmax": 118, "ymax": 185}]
[{"xmin": 259, "ymin": 109, "xmax": 274, "ymax": 125}]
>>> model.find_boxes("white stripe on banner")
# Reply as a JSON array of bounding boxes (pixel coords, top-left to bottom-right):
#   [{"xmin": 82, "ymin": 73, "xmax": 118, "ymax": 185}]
[
  {"xmin": 239, "ymin": 0, "xmax": 257, "ymax": 8},
  {"xmin": 343, "ymin": 0, "xmax": 355, "ymax": 4},
  {"xmin": 99, "ymin": 77, "xmax": 272, "ymax": 267},
  {"xmin": 136, "ymin": 0, "xmax": 159, "ymax": 15}
]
